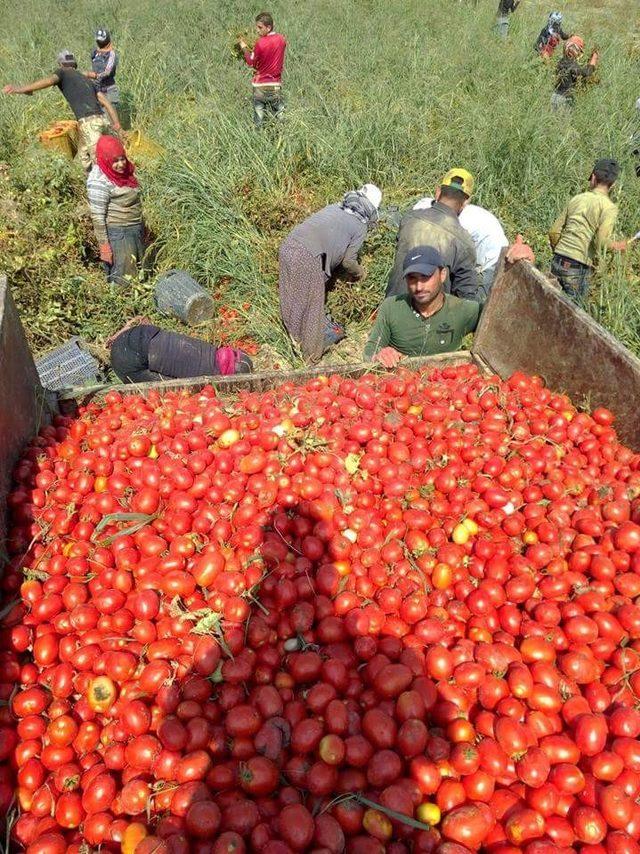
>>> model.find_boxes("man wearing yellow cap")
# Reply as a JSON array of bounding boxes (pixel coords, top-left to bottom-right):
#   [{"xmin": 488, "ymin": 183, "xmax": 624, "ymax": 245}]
[{"xmin": 386, "ymin": 169, "xmax": 480, "ymax": 302}]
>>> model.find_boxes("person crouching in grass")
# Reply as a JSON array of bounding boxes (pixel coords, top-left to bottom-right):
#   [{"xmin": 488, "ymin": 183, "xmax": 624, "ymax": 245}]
[
  {"xmin": 87, "ymin": 135, "xmax": 144, "ymax": 285},
  {"xmin": 279, "ymin": 184, "xmax": 382, "ymax": 364}
]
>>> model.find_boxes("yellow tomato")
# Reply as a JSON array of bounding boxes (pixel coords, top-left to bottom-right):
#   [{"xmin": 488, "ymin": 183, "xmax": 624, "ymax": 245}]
[
  {"xmin": 218, "ymin": 428, "xmax": 241, "ymax": 448},
  {"xmin": 87, "ymin": 676, "xmax": 117, "ymax": 713},
  {"xmin": 407, "ymin": 405, "xmax": 423, "ymax": 415},
  {"xmin": 121, "ymin": 823, "xmax": 148, "ymax": 854},
  {"xmin": 334, "ymin": 560, "xmax": 351, "ymax": 577},
  {"xmin": 363, "ymin": 809, "xmax": 393, "ymax": 841},
  {"xmin": 148, "ymin": 444, "xmax": 159, "ymax": 459},
  {"xmin": 462, "ymin": 518, "xmax": 479, "ymax": 535},
  {"xmin": 416, "ymin": 802, "xmax": 441, "ymax": 826},
  {"xmin": 94, "ymin": 476, "xmax": 108, "ymax": 493},
  {"xmin": 523, "ymin": 530, "xmax": 538, "ymax": 545},
  {"xmin": 452, "ymin": 523, "xmax": 470, "ymax": 545}
]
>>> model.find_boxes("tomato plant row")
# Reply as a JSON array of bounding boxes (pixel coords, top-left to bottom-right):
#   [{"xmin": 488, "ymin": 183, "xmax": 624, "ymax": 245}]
[{"xmin": 3, "ymin": 363, "xmax": 640, "ymax": 853}]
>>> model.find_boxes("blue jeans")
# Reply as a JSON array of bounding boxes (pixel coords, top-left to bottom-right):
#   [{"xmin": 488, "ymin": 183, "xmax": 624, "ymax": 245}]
[
  {"xmin": 551, "ymin": 254, "xmax": 591, "ymax": 303},
  {"xmin": 106, "ymin": 223, "xmax": 145, "ymax": 286},
  {"xmin": 478, "ymin": 263, "xmax": 499, "ymax": 298},
  {"xmin": 551, "ymin": 92, "xmax": 571, "ymax": 112},
  {"xmin": 495, "ymin": 16, "xmax": 510, "ymax": 36},
  {"xmin": 253, "ymin": 86, "xmax": 284, "ymax": 127}
]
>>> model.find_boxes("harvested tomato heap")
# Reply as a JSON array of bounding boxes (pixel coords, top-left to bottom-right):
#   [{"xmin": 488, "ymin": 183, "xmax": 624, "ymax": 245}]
[{"xmin": 3, "ymin": 363, "xmax": 640, "ymax": 854}]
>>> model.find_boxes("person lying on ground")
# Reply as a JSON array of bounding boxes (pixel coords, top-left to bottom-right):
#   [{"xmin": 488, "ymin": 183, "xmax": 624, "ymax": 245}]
[
  {"xmin": 238, "ymin": 12, "xmax": 287, "ymax": 128},
  {"xmin": 279, "ymin": 183, "xmax": 382, "ymax": 364},
  {"xmin": 495, "ymin": 0, "xmax": 520, "ymax": 38},
  {"xmin": 413, "ymin": 196, "xmax": 509, "ymax": 296},
  {"xmin": 2, "ymin": 51, "xmax": 121, "ymax": 173},
  {"xmin": 552, "ymin": 37, "xmax": 599, "ymax": 111},
  {"xmin": 549, "ymin": 158, "xmax": 627, "ymax": 303},
  {"xmin": 84, "ymin": 28, "xmax": 120, "ymax": 117},
  {"xmin": 386, "ymin": 169, "xmax": 479, "ymax": 302},
  {"xmin": 107, "ymin": 318, "xmax": 254, "ymax": 384},
  {"xmin": 365, "ymin": 246, "xmax": 481, "ymax": 368},
  {"xmin": 535, "ymin": 11, "xmax": 570, "ymax": 58},
  {"xmin": 88, "ymin": 135, "xmax": 144, "ymax": 286}
]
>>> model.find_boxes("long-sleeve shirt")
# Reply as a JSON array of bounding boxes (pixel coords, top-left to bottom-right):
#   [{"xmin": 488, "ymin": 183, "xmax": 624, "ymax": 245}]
[
  {"xmin": 413, "ymin": 198, "xmax": 508, "ymax": 274},
  {"xmin": 497, "ymin": 0, "xmax": 519, "ymax": 15},
  {"xmin": 535, "ymin": 23, "xmax": 569, "ymax": 51},
  {"xmin": 387, "ymin": 202, "xmax": 479, "ymax": 301},
  {"xmin": 364, "ymin": 294, "xmax": 480, "ymax": 360},
  {"xmin": 147, "ymin": 329, "xmax": 218, "ymax": 378},
  {"xmin": 87, "ymin": 166, "xmax": 142, "ymax": 244},
  {"xmin": 549, "ymin": 189, "xmax": 618, "ymax": 267},
  {"xmin": 91, "ymin": 48, "xmax": 118, "ymax": 91},
  {"xmin": 554, "ymin": 57, "xmax": 595, "ymax": 98},
  {"xmin": 243, "ymin": 32, "xmax": 287, "ymax": 86},
  {"xmin": 285, "ymin": 204, "xmax": 368, "ymax": 278}
]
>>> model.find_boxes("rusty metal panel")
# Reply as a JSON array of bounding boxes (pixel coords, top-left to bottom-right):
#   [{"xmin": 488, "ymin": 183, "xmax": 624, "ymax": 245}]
[
  {"xmin": 63, "ymin": 351, "xmax": 475, "ymax": 407},
  {"xmin": 0, "ymin": 277, "xmax": 50, "ymax": 547},
  {"xmin": 473, "ymin": 261, "xmax": 640, "ymax": 451}
]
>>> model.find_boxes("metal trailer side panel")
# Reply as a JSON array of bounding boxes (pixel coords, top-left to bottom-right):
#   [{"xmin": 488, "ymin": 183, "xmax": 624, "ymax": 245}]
[
  {"xmin": 0, "ymin": 277, "xmax": 49, "ymax": 546},
  {"xmin": 473, "ymin": 260, "xmax": 640, "ymax": 450},
  {"xmin": 62, "ymin": 352, "xmax": 474, "ymax": 406}
]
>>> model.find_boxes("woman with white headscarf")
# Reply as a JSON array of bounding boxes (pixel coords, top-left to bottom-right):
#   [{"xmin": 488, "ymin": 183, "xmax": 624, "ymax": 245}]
[{"xmin": 278, "ymin": 184, "xmax": 382, "ymax": 363}]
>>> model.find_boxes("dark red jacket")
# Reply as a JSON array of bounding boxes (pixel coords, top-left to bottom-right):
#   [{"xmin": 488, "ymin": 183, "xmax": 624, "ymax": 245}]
[{"xmin": 243, "ymin": 32, "xmax": 287, "ymax": 85}]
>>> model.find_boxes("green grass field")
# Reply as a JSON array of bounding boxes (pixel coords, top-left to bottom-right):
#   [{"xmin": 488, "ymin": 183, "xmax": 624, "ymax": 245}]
[{"xmin": 0, "ymin": 0, "xmax": 639, "ymax": 371}]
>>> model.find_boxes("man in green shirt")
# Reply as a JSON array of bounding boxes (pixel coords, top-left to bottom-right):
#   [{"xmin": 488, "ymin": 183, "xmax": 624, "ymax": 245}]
[
  {"xmin": 549, "ymin": 159, "xmax": 627, "ymax": 302},
  {"xmin": 364, "ymin": 246, "xmax": 481, "ymax": 367}
]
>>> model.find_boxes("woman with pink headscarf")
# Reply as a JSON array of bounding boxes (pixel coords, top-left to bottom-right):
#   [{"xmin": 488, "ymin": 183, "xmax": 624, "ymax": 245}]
[{"xmin": 87, "ymin": 134, "xmax": 144, "ymax": 284}]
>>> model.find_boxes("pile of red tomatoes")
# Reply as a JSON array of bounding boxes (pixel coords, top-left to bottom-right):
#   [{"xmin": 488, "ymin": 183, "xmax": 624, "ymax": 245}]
[{"xmin": 3, "ymin": 362, "xmax": 640, "ymax": 853}]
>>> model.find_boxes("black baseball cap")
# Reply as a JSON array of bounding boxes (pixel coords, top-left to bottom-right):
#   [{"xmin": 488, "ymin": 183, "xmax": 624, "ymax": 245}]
[{"xmin": 403, "ymin": 246, "xmax": 446, "ymax": 277}]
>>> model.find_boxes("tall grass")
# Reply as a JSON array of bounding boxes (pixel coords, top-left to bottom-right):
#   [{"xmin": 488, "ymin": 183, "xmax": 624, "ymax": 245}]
[{"xmin": 0, "ymin": 0, "xmax": 638, "ymax": 367}]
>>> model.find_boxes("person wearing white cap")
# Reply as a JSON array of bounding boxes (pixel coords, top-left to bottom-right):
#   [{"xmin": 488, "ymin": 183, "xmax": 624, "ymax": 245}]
[
  {"xmin": 2, "ymin": 51, "xmax": 121, "ymax": 172},
  {"xmin": 279, "ymin": 184, "xmax": 382, "ymax": 363}
]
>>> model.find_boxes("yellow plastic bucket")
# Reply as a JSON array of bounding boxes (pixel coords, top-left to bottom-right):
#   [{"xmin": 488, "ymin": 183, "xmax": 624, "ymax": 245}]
[
  {"xmin": 38, "ymin": 120, "xmax": 79, "ymax": 159},
  {"xmin": 125, "ymin": 129, "xmax": 164, "ymax": 160}
]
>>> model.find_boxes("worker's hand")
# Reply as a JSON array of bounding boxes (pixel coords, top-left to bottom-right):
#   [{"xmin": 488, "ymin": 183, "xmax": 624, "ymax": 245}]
[
  {"xmin": 589, "ymin": 51, "xmax": 599, "ymax": 65},
  {"xmin": 506, "ymin": 235, "xmax": 535, "ymax": 265},
  {"xmin": 99, "ymin": 242, "xmax": 113, "ymax": 264},
  {"xmin": 610, "ymin": 240, "xmax": 627, "ymax": 252},
  {"xmin": 2, "ymin": 84, "xmax": 17, "ymax": 95},
  {"xmin": 373, "ymin": 347, "xmax": 403, "ymax": 369},
  {"xmin": 87, "ymin": 71, "xmax": 98, "ymax": 79},
  {"xmin": 238, "ymin": 40, "xmax": 248, "ymax": 50}
]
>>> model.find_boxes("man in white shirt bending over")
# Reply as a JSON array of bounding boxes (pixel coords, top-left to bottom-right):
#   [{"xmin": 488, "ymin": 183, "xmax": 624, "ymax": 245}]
[{"xmin": 413, "ymin": 197, "xmax": 508, "ymax": 296}]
